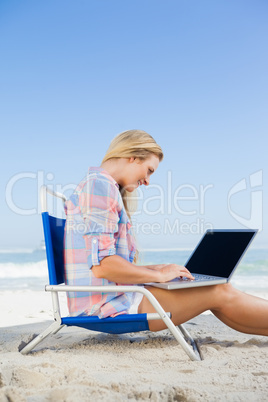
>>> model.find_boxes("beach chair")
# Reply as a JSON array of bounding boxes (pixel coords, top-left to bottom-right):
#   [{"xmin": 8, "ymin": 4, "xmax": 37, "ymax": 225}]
[{"xmin": 20, "ymin": 186, "xmax": 202, "ymax": 361}]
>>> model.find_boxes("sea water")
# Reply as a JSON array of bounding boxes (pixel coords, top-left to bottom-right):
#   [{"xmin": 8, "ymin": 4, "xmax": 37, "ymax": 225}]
[{"xmin": 0, "ymin": 247, "xmax": 267, "ymax": 295}]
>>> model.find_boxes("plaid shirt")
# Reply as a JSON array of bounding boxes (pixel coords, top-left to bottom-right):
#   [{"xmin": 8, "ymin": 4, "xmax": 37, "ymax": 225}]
[{"xmin": 64, "ymin": 167, "xmax": 137, "ymax": 318}]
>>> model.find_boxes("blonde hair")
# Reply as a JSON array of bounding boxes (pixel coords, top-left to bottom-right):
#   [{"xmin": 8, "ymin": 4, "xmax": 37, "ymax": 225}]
[
  {"xmin": 102, "ymin": 130, "xmax": 164, "ymax": 262},
  {"xmin": 102, "ymin": 129, "xmax": 164, "ymax": 163}
]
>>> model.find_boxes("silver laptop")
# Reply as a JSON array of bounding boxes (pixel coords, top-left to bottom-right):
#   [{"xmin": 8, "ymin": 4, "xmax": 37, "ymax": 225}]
[{"xmin": 146, "ymin": 229, "xmax": 257, "ymax": 290}]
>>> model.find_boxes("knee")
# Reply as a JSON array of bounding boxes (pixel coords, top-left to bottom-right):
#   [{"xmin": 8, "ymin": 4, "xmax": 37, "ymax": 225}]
[{"xmin": 212, "ymin": 282, "xmax": 236, "ymax": 310}]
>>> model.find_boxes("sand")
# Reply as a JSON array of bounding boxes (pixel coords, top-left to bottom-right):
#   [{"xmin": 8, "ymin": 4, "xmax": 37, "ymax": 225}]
[{"xmin": 1, "ymin": 290, "xmax": 268, "ymax": 402}]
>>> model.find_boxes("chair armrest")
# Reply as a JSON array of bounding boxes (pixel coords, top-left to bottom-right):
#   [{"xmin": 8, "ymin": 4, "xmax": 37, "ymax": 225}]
[
  {"xmin": 46, "ymin": 284, "xmax": 148, "ymax": 295},
  {"xmin": 46, "ymin": 284, "xmax": 169, "ymax": 320}
]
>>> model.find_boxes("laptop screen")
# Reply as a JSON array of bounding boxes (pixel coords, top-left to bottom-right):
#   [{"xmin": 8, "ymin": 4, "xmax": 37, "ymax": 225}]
[{"xmin": 185, "ymin": 230, "xmax": 257, "ymax": 278}]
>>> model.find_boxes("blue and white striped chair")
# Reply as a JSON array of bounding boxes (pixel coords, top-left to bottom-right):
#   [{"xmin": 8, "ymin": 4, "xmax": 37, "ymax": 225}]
[{"xmin": 20, "ymin": 186, "xmax": 202, "ymax": 361}]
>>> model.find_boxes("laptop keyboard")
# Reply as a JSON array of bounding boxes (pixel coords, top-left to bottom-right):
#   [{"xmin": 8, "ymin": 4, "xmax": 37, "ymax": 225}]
[
  {"xmin": 174, "ymin": 274, "xmax": 220, "ymax": 282},
  {"xmin": 193, "ymin": 274, "xmax": 218, "ymax": 281}
]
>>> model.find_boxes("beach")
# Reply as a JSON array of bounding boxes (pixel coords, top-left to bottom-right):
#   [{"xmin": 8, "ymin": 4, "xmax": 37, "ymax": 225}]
[
  {"xmin": 1, "ymin": 249, "xmax": 268, "ymax": 401},
  {"xmin": 2, "ymin": 0, "xmax": 268, "ymax": 399},
  {"xmin": 1, "ymin": 293, "xmax": 268, "ymax": 401}
]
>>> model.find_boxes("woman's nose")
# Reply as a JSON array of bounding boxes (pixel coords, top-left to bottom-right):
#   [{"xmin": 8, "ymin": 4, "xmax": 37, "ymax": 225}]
[{"xmin": 144, "ymin": 177, "xmax": 150, "ymax": 186}]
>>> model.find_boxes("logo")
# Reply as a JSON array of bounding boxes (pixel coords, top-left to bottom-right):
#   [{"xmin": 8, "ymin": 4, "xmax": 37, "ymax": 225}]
[{"xmin": 227, "ymin": 170, "xmax": 263, "ymax": 231}]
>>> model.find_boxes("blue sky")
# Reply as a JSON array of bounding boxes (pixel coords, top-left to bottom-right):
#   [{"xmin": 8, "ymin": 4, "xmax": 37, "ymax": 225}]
[{"xmin": 1, "ymin": 0, "xmax": 267, "ymax": 250}]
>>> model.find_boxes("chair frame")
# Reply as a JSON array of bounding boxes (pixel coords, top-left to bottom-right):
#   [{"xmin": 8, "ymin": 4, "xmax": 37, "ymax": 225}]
[{"xmin": 20, "ymin": 186, "xmax": 202, "ymax": 361}]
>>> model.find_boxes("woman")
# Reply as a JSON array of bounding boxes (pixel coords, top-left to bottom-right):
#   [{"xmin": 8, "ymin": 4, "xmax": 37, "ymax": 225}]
[{"xmin": 64, "ymin": 129, "xmax": 268, "ymax": 335}]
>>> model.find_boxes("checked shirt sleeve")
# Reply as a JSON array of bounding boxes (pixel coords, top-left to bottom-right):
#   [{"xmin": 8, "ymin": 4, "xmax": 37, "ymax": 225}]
[{"xmin": 79, "ymin": 176, "xmax": 122, "ymax": 268}]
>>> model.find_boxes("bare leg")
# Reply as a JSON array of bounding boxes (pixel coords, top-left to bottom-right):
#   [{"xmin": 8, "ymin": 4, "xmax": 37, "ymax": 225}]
[{"xmin": 138, "ymin": 283, "xmax": 268, "ymax": 336}]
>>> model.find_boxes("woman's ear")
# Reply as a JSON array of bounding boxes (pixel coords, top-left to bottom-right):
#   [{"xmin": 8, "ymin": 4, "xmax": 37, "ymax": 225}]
[{"xmin": 129, "ymin": 157, "xmax": 136, "ymax": 163}]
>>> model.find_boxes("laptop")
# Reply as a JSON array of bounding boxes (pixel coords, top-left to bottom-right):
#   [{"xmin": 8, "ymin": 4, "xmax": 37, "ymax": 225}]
[{"xmin": 146, "ymin": 229, "xmax": 257, "ymax": 289}]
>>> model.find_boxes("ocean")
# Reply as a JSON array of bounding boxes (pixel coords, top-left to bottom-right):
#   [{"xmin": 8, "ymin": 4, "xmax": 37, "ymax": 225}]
[{"xmin": 0, "ymin": 247, "xmax": 268, "ymax": 295}]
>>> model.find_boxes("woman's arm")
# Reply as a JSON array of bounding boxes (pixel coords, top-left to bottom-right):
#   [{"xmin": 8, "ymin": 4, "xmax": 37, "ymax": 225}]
[
  {"xmin": 92, "ymin": 255, "xmax": 194, "ymax": 284},
  {"xmin": 146, "ymin": 264, "xmax": 168, "ymax": 271}
]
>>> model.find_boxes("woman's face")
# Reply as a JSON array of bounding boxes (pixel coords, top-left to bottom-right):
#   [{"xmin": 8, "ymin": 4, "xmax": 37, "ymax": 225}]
[{"xmin": 121, "ymin": 154, "xmax": 160, "ymax": 192}]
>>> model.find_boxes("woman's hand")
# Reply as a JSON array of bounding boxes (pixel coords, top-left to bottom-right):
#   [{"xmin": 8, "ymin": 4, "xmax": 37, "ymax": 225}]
[{"xmin": 157, "ymin": 264, "xmax": 195, "ymax": 283}]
